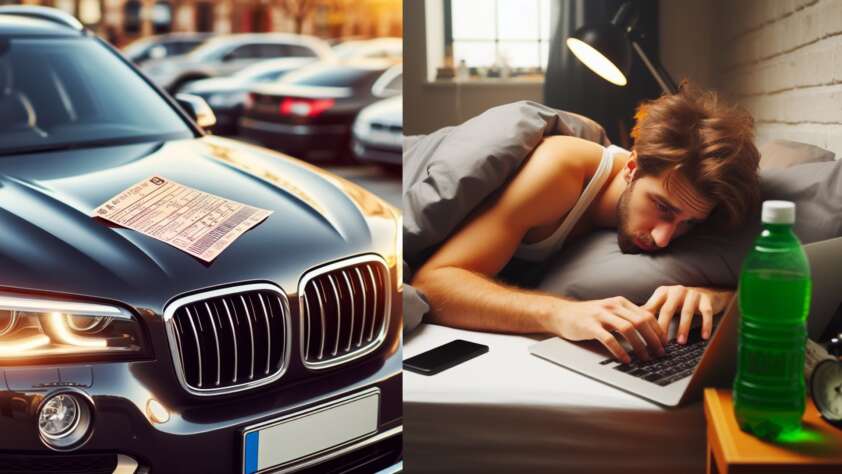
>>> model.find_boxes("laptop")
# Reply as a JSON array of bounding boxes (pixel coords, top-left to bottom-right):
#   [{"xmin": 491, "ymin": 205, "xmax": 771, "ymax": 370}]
[{"xmin": 529, "ymin": 236, "xmax": 842, "ymax": 407}]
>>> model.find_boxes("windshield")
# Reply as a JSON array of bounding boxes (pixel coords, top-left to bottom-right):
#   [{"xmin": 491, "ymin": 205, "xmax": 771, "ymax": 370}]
[
  {"xmin": 185, "ymin": 39, "xmax": 227, "ymax": 62},
  {"xmin": 233, "ymin": 58, "xmax": 313, "ymax": 82},
  {"xmin": 281, "ymin": 65, "xmax": 381, "ymax": 88},
  {"xmin": 0, "ymin": 37, "xmax": 193, "ymax": 156}
]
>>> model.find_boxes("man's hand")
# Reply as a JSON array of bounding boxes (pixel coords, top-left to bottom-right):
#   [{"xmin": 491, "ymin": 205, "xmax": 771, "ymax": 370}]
[
  {"xmin": 643, "ymin": 286, "xmax": 734, "ymax": 344},
  {"xmin": 549, "ymin": 297, "xmax": 666, "ymax": 364}
]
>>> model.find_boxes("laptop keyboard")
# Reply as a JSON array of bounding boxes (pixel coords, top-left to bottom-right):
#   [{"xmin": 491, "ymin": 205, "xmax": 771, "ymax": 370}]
[{"xmin": 601, "ymin": 330, "xmax": 709, "ymax": 386}]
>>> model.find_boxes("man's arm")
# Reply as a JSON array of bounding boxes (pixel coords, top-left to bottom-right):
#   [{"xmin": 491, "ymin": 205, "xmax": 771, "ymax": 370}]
[{"xmin": 411, "ymin": 136, "xmax": 665, "ymax": 362}]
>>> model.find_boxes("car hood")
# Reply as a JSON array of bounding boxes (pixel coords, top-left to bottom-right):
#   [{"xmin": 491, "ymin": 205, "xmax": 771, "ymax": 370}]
[{"xmin": 0, "ymin": 136, "xmax": 396, "ymax": 312}]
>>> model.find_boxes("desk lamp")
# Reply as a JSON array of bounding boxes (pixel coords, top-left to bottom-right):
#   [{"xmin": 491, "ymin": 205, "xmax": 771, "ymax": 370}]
[{"xmin": 566, "ymin": 1, "xmax": 677, "ymax": 94}]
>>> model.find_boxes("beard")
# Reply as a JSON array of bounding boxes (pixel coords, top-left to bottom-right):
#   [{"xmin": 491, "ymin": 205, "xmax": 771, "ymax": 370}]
[{"xmin": 616, "ymin": 180, "xmax": 655, "ymax": 254}]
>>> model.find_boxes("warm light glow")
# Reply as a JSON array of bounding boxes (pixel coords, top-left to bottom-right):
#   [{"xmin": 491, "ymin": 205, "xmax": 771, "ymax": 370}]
[
  {"xmin": 45, "ymin": 313, "xmax": 107, "ymax": 348},
  {"xmin": 566, "ymin": 38, "xmax": 628, "ymax": 86},
  {"xmin": 0, "ymin": 335, "xmax": 50, "ymax": 355}
]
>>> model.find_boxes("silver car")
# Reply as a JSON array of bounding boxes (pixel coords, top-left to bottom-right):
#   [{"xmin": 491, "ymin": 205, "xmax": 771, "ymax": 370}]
[
  {"xmin": 352, "ymin": 94, "xmax": 403, "ymax": 167},
  {"xmin": 141, "ymin": 33, "xmax": 334, "ymax": 93},
  {"xmin": 333, "ymin": 37, "xmax": 402, "ymax": 62}
]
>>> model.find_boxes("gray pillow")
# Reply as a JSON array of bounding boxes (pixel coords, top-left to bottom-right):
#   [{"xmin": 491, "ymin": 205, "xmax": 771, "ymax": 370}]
[{"xmin": 539, "ymin": 156, "xmax": 842, "ymax": 304}]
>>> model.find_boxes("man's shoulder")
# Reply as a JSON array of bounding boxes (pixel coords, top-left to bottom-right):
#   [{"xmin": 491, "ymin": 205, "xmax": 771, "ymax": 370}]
[
  {"xmin": 495, "ymin": 136, "xmax": 605, "ymax": 224},
  {"xmin": 524, "ymin": 135, "xmax": 606, "ymax": 179}
]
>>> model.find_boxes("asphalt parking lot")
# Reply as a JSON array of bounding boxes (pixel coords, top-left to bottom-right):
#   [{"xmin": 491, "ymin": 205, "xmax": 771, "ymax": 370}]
[{"xmin": 324, "ymin": 163, "xmax": 401, "ymax": 209}]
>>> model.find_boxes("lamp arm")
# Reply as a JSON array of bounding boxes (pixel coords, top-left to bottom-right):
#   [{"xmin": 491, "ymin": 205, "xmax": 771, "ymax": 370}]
[{"xmin": 629, "ymin": 39, "xmax": 678, "ymax": 94}]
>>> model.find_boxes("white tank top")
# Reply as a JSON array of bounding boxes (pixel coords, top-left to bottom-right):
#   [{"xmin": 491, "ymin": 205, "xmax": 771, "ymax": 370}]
[{"xmin": 513, "ymin": 144, "xmax": 627, "ymax": 261}]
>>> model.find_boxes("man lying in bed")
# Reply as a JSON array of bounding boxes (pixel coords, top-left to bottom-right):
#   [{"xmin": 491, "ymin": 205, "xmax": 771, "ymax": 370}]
[{"xmin": 411, "ymin": 85, "xmax": 760, "ymax": 364}]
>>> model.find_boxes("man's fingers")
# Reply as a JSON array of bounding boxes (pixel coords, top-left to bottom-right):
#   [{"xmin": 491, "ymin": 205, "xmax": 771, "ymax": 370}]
[
  {"xmin": 601, "ymin": 313, "xmax": 649, "ymax": 362},
  {"xmin": 616, "ymin": 306, "xmax": 665, "ymax": 357},
  {"xmin": 678, "ymin": 290, "xmax": 700, "ymax": 344},
  {"xmin": 657, "ymin": 287, "xmax": 684, "ymax": 336},
  {"xmin": 643, "ymin": 287, "xmax": 667, "ymax": 313},
  {"xmin": 700, "ymin": 296, "xmax": 714, "ymax": 339},
  {"xmin": 620, "ymin": 298, "xmax": 667, "ymax": 345},
  {"xmin": 594, "ymin": 328, "xmax": 630, "ymax": 364}
]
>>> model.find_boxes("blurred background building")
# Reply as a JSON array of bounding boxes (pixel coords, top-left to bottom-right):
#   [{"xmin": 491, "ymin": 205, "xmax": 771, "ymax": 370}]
[{"xmin": 2, "ymin": 0, "xmax": 402, "ymax": 46}]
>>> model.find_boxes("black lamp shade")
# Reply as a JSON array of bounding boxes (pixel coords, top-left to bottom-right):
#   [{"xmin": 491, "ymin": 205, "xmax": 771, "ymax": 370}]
[{"xmin": 567, "ymin": 23, "xmax": 632, "ymax": 87}]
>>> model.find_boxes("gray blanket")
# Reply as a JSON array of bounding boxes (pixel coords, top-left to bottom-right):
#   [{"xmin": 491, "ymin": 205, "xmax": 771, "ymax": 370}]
[{"xmin": 402, "ymin": 101, "xmax": 611, "ymax": 332}]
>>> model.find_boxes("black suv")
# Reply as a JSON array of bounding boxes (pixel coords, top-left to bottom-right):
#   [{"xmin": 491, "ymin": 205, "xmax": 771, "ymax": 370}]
[{"xmin": 0, "ymin": 7, "xmax": 402, "ymax": 474}]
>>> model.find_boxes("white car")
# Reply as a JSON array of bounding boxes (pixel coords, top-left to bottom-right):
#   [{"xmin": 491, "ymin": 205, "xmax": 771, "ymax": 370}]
[
  {"xmin": 333, "ymin": 37, "xmax": 402, "ymax": 62},
  {"xmin": 352, "ymin": 94, "xmax": 403, "ymax": 167},
  {"xmin": 141, "ymin": 33, "xmax": 334, "ymax": 92}
]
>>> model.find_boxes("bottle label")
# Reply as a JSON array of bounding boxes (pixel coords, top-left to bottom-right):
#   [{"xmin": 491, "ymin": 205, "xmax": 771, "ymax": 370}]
[{"xmin": 741, "ymin": 345, "xmax": 805, "ymax": 379}]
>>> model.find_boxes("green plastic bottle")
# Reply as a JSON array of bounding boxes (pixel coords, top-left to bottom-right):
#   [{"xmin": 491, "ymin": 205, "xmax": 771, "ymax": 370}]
[{"xmin": 733, "ymin": 201, "xmax": 811, "ymax": 439}]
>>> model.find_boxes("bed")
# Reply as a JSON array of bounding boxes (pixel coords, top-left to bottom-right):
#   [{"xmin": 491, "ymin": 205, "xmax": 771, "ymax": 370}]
[{"xmin": 403, "ymin": 324, "xmax": 707, "ymax": 473}]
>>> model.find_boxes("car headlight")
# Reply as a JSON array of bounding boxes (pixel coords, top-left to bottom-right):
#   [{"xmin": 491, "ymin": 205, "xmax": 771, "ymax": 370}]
[
  {"xmin": 352, "ymin": 116, "xmax": 370, "ymax": 138},
  {"xmin": 0, "ymin": 294, "xmax": 146, "ymax": 362}
]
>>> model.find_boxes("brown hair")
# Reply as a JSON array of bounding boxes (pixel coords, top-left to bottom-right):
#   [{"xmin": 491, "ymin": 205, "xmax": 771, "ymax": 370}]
[{"xmin": 630, "ymin": 82, "xmax": 760, "ymax": 229}]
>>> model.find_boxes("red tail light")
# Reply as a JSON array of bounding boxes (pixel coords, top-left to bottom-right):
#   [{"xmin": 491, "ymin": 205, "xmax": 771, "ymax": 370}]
[
  {"xmin": 279, "ymin": 97, "xmax": 335, "ymax": 118},
  {"xmin": 244, "ymin": 92, "xmax": 255, "ymax": 109}
]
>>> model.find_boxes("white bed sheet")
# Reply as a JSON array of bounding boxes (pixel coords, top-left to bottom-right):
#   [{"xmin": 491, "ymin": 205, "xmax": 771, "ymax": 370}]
[{"xmin": 403, "ymin": 323, "xmax": 707, "ymax": 473}]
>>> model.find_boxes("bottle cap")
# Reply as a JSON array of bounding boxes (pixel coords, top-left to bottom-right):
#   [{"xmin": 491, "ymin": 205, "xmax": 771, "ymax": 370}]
[{"xmin": 761, "ymin": 200, "xmax": 795, "ymax": 224}]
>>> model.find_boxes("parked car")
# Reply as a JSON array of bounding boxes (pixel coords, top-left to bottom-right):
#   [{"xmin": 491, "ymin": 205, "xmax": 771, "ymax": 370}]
[
  {"xmin": 141, "ymin": 33, "xmax": 334, "ymax": 93},
  {"xmin": 352, "ymin": 95, "xmax": 402, "ymax": 168},
  {"xmin": 181, "ymin": 57, "xmax": 317, "ymax": 135},
  {"xmin": 333, "ymin": 37, "xmax": 402, "ymax": 62},
  {"xmin": 122, "ymin": 32, "xmax": 212, "ymax": 66},
  {"xmin": 240, "ymin": 61, "xmax": 402, "ymax": 162},
  {"xmin": 0, "ymin": 7, "xmax": 402, "ymax": 474}
]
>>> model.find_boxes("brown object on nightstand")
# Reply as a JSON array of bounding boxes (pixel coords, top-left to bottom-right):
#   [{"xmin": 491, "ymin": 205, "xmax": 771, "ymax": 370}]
[{"xmin": 704, "ymin": 388, "xmax": 842, "ymax": 473}]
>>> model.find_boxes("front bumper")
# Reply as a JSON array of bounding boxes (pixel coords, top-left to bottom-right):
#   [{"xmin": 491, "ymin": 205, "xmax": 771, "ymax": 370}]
[
  {"xmin": 0, "ymin": 266, "xmax": 403, "ymax": 474},
  {"xmin": 352, "ymin": 139, "xmax": 402, "ymax": 166},
  {"xmin": 238, "ymin": 117, "xmax": 350, "ymax": 162},
  {"xmin": 0, "ymin": 358, "xmax": 401, "ymax": 473}
]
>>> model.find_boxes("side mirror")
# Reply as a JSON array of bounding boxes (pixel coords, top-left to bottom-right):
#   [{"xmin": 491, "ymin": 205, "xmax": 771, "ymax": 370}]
[{"xmin": 175, "ymin": 93, "xmax": 217, "ymax": 132}]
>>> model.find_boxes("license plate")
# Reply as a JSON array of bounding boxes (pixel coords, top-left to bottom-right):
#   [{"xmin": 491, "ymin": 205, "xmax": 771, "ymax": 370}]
[{"xmin": 242, "ymin": 388, "xmax": 380, "ymax": 474}]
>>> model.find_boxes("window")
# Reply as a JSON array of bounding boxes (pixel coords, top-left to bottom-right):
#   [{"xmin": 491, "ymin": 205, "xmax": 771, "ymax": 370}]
[
  {"xmin": 195, "ymin": 2, "xmax": 215, "ymax": 33},
  {"xmin": 123, "ymin": 0, "xmax": 141, "ymax": 35},
  {"xmin": 285, "ymin": 44, "xmax": 318, "ymax": 58},
  {"xmin": 257, "ymin": 44, "xmax": 287, "ymax": 58},
  {"xmin": 254, "ymin": 44, "xmax": 316, "ymax": 59},
  {"xmin": 0, "ymin": 37, "xmax": 192, "ymax": 155},
  {"xmin": 152, "ymin": 1, "xmax": 173, "ymax": 34},
  {"xmin": 227, "ymin": 44, "xmax": 260, "ymax": 60},
  {"xmin": 447, "ymin": 0, "xmax": 552, "ymax": 73}
]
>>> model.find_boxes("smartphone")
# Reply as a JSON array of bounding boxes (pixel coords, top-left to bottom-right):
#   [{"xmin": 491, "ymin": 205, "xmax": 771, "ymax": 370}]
[{"xmin": 403, "ymin": 339, "xmax": 489, "ymax": 375}]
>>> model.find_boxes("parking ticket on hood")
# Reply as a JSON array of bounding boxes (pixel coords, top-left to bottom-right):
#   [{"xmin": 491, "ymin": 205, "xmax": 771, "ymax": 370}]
[{"xmin": 91, "ymin": 176, "xmax": 272, "ymax": 262}]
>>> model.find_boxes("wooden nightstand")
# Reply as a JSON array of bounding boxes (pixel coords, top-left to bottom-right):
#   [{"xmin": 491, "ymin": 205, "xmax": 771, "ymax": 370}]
[{"xmin": 704, "ymin": 388, "xmax": 842, "ymax": 473}]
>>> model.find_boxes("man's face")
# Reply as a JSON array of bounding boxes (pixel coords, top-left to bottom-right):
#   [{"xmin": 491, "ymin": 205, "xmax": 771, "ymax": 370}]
[{"xmin": 616, "ymin": 169, "xmax": 715, "ymax": 254}]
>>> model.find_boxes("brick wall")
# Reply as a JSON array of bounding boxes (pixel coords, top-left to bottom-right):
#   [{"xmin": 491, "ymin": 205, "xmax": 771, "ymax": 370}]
[{"xmin": 716, "ymin": 0, "xmax": 842, "ymax": 157}]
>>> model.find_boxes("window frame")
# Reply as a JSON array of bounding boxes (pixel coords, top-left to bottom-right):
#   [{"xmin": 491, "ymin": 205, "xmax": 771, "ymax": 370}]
[{"xmin": 443, "ymin": 0, "xmax": 551, "ymax": 75}]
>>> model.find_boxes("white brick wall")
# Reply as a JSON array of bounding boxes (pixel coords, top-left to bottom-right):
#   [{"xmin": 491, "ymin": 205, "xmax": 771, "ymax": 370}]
[{"xmin": 716, "ymin": 0, "xmax": 842, "ymax": 157}]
